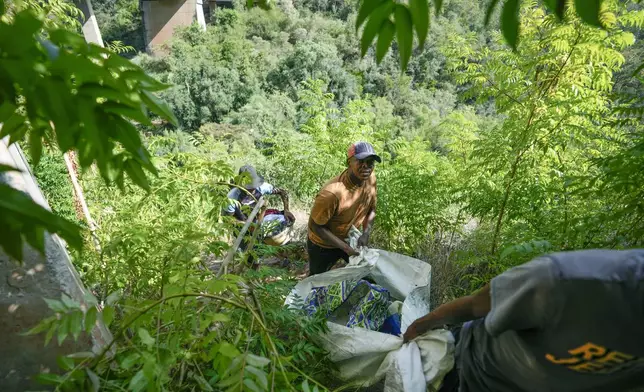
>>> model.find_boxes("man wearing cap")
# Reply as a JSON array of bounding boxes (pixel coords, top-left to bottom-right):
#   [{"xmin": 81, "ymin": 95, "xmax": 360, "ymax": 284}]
[
  {"xmin": 223, "ymin": 165, "xmax": 295, "ymax": 223},
  {"xmin": 307, "ymin": 141, "xmax": 381, "ymax": 275}
]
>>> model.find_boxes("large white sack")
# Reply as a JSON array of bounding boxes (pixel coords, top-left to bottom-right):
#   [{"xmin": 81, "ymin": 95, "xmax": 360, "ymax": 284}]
[{"xmin": 285, "ymin": 230, "xmax": 454, "ymax": 390}]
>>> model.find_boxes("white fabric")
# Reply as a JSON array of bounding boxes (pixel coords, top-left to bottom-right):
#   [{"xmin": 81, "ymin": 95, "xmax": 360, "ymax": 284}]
[
  {"xmin": 285, "ymin": 228, "xmax": 454, "ymax": 390},
  {"xmin": 257, "ymin": 182, "xmax": 274, "ymax": 195},
  {"xmin": 263, "ymin": 213, "xmax": 286, "ymax": 224}
]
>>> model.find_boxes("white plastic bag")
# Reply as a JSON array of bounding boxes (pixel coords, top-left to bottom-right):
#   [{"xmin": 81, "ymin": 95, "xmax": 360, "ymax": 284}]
[{"xmin": 285, "ymin": 230, "xmax": 454, "ymax": 391}]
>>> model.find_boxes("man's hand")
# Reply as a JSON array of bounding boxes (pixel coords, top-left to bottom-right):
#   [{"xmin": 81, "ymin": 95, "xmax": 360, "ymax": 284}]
[
  {"xmin": 284, "ymin": 210, "xmax": 295, "ymax": 224},
  {"xmin": 357, "ymin": 232, "xmax": 370, "ymax": 248},
  {"xmin": 344, "ymin": 245, "xmax": 360, "ymax": 257},
  {"xmin": 403, "ymin": 320, "xmax": 425, "ymax": 343}
]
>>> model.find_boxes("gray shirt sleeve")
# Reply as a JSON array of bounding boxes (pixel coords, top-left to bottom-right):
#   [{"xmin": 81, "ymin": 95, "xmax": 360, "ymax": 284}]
[
  {"xmin": 223, "ymin": 188, "xmax": 241, "ymax": 214},
  {"xmin": 484, "ymin": 256, "xmax": 557, "ymax": 337}
]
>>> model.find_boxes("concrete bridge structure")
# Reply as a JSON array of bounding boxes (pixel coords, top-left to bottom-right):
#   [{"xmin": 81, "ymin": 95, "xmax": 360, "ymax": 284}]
[{"xmin": 76, "ymin": 0, "xmax": 231, "ymax": 53}]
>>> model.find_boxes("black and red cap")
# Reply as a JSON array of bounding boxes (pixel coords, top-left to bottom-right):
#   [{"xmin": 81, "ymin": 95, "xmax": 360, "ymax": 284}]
[{"xmin": 347, "ymin": 141, "xmax": 382, "ymax": 163}]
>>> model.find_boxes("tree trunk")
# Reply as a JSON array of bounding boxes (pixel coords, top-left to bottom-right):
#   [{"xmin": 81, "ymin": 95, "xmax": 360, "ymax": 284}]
[
  {"xmin": 491, "ymin": 153, "xmax": 521, "ymax": 254},
  {"xmin": 63, "ymin": 151, "xmax": 101, "ymax": 253}
]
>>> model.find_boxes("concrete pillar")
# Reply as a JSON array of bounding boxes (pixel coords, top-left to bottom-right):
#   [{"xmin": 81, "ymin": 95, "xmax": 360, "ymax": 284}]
[
  {"xmin": 73, "ymin": 0, "xmax": 104, "ymax": 47},
  {"xmin": 141, "ymin": 0, "xmax": 206, "ymax": 53},
  {"xmin": 0, "ymin": 139, "xmax": 112, "ymax": 390},
  {"xmin": 196, "ymin": 0, "xmax": 207, "ymax": 31}
]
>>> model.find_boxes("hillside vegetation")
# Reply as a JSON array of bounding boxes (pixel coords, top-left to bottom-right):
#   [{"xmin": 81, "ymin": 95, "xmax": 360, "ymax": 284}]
[{"xmin": 12, "ymin": 0, "xmax": 644, "ymax": 390}]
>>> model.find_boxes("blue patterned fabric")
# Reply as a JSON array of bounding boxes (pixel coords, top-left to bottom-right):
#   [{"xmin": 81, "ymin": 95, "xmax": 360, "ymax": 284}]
[
  {"xmin": 304, "ymin": 279, "xmax": 392, "ymax": 332},
  {"xmin": 378, "ymin": 313, "xmax": 402, "ymax": 336}
]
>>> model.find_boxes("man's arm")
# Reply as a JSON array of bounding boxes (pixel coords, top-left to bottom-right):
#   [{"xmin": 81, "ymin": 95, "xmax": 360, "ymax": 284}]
[
  {"xmin": 358, "ymin": 208, "xmax": 376, "ymax": 247},
  {"xmin": 310, "ymin": 218, "xmax": 359, "ymax": 256},
  {"xmin": 403, "ymin": 284, "xmax": 491, "ymax": 342},
  {"xmin": 272, "ymin": 187, "xmax": 295, "ymax": 222},
  {"xmin": 271, "ymin": 188, "xmax": 290, "ymax": 211},
  {"xmin": 232, "ymin": 206, "xmax": 247, "ymax": 222}
]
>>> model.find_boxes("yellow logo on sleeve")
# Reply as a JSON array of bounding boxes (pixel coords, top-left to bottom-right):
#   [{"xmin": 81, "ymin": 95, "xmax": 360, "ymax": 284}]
[{"xmin": 546, "ymin": 343, "xmax": 644, "ymax": 374}]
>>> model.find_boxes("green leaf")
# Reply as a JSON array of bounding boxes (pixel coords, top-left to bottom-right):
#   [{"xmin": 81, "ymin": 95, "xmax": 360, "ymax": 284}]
[
  {"xmin": 632, "ymin": 62, "xmax": 644, "ymax": 77},
  {"xmin": 61, "ymin": 293, "xmax": 79, "ymax": 309},
  {"xmin": 574, "ymin": 0, "xmax": 602, "ymax": 27},
  {"xmin": 302, "ymin": 380, "xmax": 311, "ymax": 392},
  {"xmin": 23, "ymin": 317, "xmax": 54, "ymax": 336},
  {"xmin": 0, "ymin": 184, "xmax": 83, "ymax": 252},
  {"xmin": 409, "ymin": 0, "xmax": 429, "ymax": 48},
  {"xmin": 434, "ymin": 0, "xmax": 444, "ymax": 14},
  {"xmin": 124, "ymin": 159, "xmax": 151, "ymax": 192},
  {"xmin": 70, "ymin": 310, "xmax": 83, "ymax": 340},
  {"xmin": 57, "ymin": 315, "xmax": 70, "ymax": 346},
  {"xmin": 105, "ymin": 291, "xmax": 121, "ymax": 306},
  {"xmin": 57, "ymin": 355, "xmax": 74, "ymax": 371},
  {"xmin": 67, "ymin": 352, "xmax": 95, "ymax": 359},
  {"xmin": 501, "ymin": 0, "xmax": 520, "ymax": 50},
  {"xmin": 245, "ymin": 354, "xmax": 270, "ymax": 368},
  {"xmin": 193, "ymin": 373, "xmax": 215, "ymax": 391},
  {"xmin": 542, "ymin": 0, "xmax": 566, "ymax": 19},
  {"xmin": 376, "ymin": 20, "xmax": 395, "ymax": 63},
  {"xmin": 102, "ymin": 306, "xmax": 115, "ymax": 327},
  {"xmin": 222, "ymin": 355, "xmax": 244, "ymax": 378},
  {"xmin": 120, "ymin": 353, "xmax": 141, "ymax": 370},
  {"xmin": 218, "ymin": 374, "xmax": 241, "ymax": 388},
  {"xmin": 219, "ymin": 342, "xmax": 240, "ymax": 358},
  {"xmin": 484, "ymin": 0, "xmax": 501, "ymax": 26},
  {"xmin": 356, "ymin": 0, "xmax": 386, "ymax": 29},
  {"xmin": 129, "ymin": 370, "xmax": 147, "ymax": 392},
  {"xmin": 45, "ymin": 323, "xmax": 56, "ymax": 346},
  {"xmin": 86, "ymin": 368, "xmax": 100, "ymax": 392},
  {"xmin": 35, "ymin": 372, "xmax": 64, "ymax": 385},
  {"xmin": 243, "ymin": 378, "xmax": 261, "ymax": 392},
  {"xmin": 44, "ymin": 298, "xmax": 67, "ymax": 313},
  {"xmin": 85, "ymin": 306, "xmax": 97, "ymax": 332},
  {"xmin": 138, "ymin": 328, "xmax": 155, "ymax": 349},
  {"xmin": 245, "ymin": 366, "xmax": 268, "ymax": 390},
  {"xmin": 83, "ymin": 292, "xmax": 99, "ymax": 308},
  {"xmin": 0, "ymin": 164, "xmax": 20, "ymax": 173},
  {"xmin": 29, "ymin": 128, "xmax": 43, "ymax": 167},
  {"xmin": 360, "ymin": 0, "xmax": 395, "ymax": 57},
  {"xmin": 211, "ymin": 313, "xmax": 230, "ymax": 323},
  {"xmin": 140, "ymin": 90, "xmax": 178, "ymax": 126},
  {"xmin": 102, "ymin": 102, "xmax": 152, "ymax": 126},
  {"xmin": 394, "ymin": 4, "xmax": 413, "ymax": 70}
]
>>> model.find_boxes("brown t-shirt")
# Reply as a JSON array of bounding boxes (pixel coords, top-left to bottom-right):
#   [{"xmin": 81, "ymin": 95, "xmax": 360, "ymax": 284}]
[{"xmin": 308, "ymin": 169, "xmax": 377, "ymax": 248}]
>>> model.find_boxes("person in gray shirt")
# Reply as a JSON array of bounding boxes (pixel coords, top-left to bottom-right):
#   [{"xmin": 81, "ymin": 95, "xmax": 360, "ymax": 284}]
[{"xmin": 403, "ymin": 249, "xmax": 644, "ymax": 392}]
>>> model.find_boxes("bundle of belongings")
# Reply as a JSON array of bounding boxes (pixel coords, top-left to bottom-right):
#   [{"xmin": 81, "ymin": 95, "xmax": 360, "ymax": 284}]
[
  {"xmin": 285, "ymin": 228, "xmax": 455, "ymax": 392},
  {"xmin": 303, "ymin": 279, "xmax": 403, "ymax": 337},
  {"xmin": 261, "ymin": 209, "xmax": 293, "ymax": 246}
]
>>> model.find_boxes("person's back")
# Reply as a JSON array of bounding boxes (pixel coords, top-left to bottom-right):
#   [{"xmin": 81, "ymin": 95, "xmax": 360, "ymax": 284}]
[{"xmin": 459, "ymin": 249, "xmax": 644, "ymax": 392}]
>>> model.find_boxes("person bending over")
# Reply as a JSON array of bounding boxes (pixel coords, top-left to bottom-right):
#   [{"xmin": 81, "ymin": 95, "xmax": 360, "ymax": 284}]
[{"xmin": 404, "ymin": 249, "xmax": 644, "ymax": 392}]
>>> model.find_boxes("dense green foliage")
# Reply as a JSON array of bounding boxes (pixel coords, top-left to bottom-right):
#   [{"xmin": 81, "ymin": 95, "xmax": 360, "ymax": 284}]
[{"xmin": 6, "ymin": 0, "xmax": 644, "ymax": 390}]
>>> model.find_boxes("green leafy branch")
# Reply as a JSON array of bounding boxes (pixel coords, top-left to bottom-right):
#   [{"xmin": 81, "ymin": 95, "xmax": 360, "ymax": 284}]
[
  {"xmin": 27, "ymin": 288, "xmax": 331, "ymax": 391},
  {"xmin": 0, "ymin": 8, "xmax": 177, "ymax": 259},
  {"xmin": 356, "ymin": 0, "xmax": 620, "ymax": 69}
]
